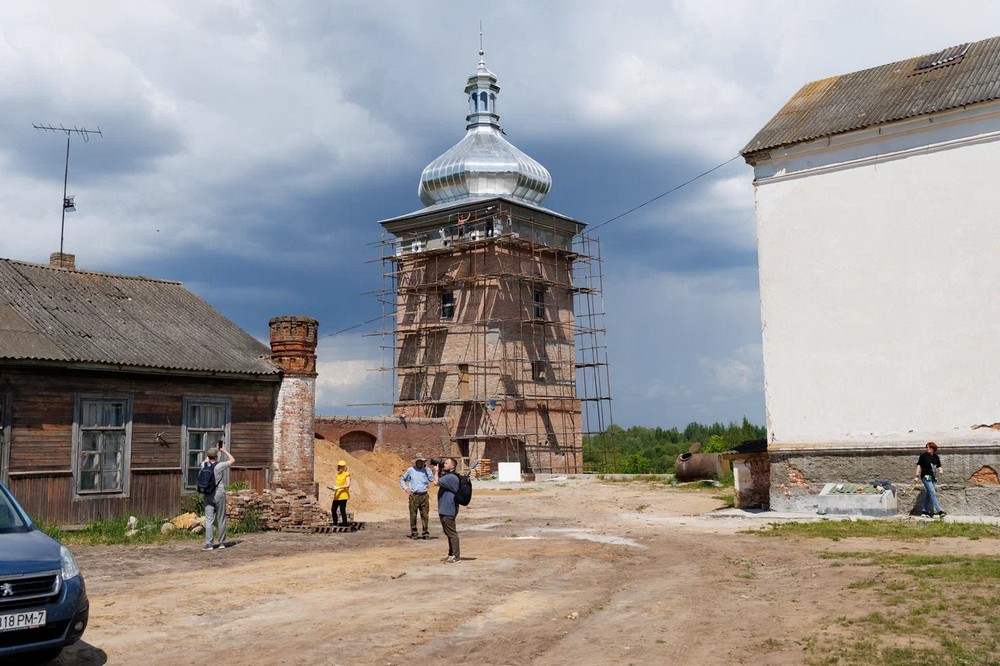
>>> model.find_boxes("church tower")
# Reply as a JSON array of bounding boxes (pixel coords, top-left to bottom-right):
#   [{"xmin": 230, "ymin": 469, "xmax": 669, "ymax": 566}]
[{"xmin": 379, "ymin": 49, "xmax": 589, "ymax": 474}]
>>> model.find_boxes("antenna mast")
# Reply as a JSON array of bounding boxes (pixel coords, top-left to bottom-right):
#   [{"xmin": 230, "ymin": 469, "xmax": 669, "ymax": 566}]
[{"xmin": 33, "ymin": 124, "xmax": 103, "ymax": 257}]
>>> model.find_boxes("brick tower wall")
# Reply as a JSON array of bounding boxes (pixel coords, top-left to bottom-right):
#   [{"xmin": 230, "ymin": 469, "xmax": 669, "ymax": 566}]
[{"xmin": 269, "ymin": 316, "xmax": 319, "ymax": 495}]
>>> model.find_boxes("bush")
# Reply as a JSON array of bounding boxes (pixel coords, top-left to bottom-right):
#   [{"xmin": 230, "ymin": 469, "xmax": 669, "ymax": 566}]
[
  {"xmin": 227, "ymin": 480, "xmax": 249, "ymax": 492},
  {"xmin": 232, "ymin": 505, "xmax": 264, "ymax": 534},
  {"xmin": 180, "ymin": 493, "xmax": 205, "ymax": 516}
]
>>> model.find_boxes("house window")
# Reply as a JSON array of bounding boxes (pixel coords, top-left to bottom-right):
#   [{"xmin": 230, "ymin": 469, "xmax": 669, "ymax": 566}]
[
  {"xmin": 75, "ymin": 396, "xmax": 131, "ymax": 495},
  {"xmin": 531, "ymin": 361, "xmax": 547, "ymax": 383},
  {"xmin": 533, "ymin": 288, "xmax": 545, "ymax": 319},
  {"xmin": 182, "ymin": 398, "xmax": 231, "ymax": 489},
  {"xmin": 441, "ymin": 291, "xmax": 455, "ymax": 320}
]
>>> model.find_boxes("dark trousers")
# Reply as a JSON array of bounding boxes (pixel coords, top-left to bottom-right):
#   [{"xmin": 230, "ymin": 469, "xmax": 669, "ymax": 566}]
[
  {"xmin": 409, "ymin": 492, "xmax": 430, "ymax": 534},
  {"xmin": 440, "ymin": 514, "xmax": 459, "ymax": 558},
  {"xmin": 332, "ymin": 499, "xmax": 348, "ymax": 525}
]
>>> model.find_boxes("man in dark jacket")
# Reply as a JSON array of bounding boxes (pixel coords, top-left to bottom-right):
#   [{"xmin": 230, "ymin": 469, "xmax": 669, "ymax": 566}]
[{"xmin": 436, "ymin": 457, "xmax": 461, "ymax": 562}]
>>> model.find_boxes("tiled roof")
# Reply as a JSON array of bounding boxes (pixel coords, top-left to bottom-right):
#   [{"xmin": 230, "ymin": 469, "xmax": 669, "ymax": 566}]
[
  {"xmin": 0, "ymin": 258, "xmax": 279, "ymax": 376},
  {"xmin": 743, "ymin": 36, "xmax": 1000, "ymax": 158}
]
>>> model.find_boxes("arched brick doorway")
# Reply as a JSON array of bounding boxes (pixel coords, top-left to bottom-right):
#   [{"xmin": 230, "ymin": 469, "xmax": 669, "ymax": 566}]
[{"xmin": 339, "ymin": 430, "xmax": 377, "ymax": 455}]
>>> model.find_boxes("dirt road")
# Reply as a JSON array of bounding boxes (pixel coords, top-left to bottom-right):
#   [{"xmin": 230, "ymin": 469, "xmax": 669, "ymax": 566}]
[{"xmin": 53, "ymin": 477, "xmax": 977, "ymax": 665}]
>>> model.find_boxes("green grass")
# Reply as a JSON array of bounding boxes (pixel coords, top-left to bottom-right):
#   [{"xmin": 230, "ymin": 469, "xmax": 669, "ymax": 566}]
[
  {"xmin": 596, "ymin": 474, "xmax": 673, "ymax": 484},
  {"xmin": 795, "ymin": 548, "xmax": 1000, "ymax": 665},
  {"xmin": 42, "ymin": 516, "xmax": 201, "ymax": 546},
  {"xmin": 749, "ymin": 519, "xmax": 1000, "ymax": 541}
]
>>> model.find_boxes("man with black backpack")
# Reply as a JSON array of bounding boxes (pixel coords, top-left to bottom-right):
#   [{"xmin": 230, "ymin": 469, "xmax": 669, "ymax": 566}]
[
  {"xmin": 436, "ymin": 457, "xmax": 466, "ymax": 563},
  {"xmin": 198, "ymin": 441, "xmax": 235, "ymax": 551}
]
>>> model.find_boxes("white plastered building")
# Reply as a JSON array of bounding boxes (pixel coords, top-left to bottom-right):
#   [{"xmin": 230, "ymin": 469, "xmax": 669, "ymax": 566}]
[{"xmin": 742, "ymin": 37, "xmax": 1000, "ymax": 513}]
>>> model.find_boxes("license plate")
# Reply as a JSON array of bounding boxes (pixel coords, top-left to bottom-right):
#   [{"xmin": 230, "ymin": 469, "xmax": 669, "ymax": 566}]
[{"xmin": 0, "ymin": 610, "xmax": 46, "ymax": 632}]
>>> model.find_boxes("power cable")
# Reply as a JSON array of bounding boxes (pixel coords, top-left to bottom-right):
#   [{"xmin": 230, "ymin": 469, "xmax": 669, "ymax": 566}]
[
  {"xmin": 584, "ymin": 154, "xmax": 742, "ymax": 235},
  {"xmin": 326, "ymin": 153, "xmax": 742, "ymax": 338}
]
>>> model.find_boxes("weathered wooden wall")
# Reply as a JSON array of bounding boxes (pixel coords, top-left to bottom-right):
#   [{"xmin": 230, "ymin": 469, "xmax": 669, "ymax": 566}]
[{"xmin": 0, "ymin": 365, "xmax": 278, "ymax": 523}]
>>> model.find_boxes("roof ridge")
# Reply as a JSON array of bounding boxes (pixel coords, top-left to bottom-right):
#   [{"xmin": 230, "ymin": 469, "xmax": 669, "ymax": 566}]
[{"xmin": 0, "ymin": 257, "xmax": 183, "ymax": 285}]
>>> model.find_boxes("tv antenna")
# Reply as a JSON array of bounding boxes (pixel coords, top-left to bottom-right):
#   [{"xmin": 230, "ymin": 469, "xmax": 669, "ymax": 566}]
[{"xmin": 33, "ymin": 124, "xmax": 103, "ymax": 257}]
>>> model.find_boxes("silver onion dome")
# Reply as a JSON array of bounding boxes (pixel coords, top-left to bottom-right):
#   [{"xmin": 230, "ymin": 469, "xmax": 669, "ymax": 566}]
[{"xmin": 418, "ymin": 52, "xmax": 552, "ymax": 207}]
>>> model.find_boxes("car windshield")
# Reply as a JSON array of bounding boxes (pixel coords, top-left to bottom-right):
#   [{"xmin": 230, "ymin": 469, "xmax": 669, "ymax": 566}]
[{"xmin": 0, "ymin": 487, "xmax": 30, "ymax": 533}]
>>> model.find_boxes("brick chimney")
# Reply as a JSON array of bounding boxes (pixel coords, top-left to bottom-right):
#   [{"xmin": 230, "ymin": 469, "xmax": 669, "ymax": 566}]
[
  {"xmin": 269, "ymin": 316, "xmax": 319, "ymax": 495},
  {"xmin": 49, "ymin": 252, "xmax": 75, "ymax": 270}
]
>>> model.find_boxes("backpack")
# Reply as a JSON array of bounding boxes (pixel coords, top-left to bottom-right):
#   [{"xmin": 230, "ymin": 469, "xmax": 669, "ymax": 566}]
[
  {"xmin": 197, "ymin": 462, "xmax": 218, "ymax": 495},
  {"xmin": 456, "ymin": 473, "xmax": 473, "ymax": 506}
]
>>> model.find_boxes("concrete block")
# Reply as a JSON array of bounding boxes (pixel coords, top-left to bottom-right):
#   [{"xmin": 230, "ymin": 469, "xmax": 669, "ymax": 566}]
[{"xmin": 818, "ymin": 483, "xmax": 898, "ymax": 517}]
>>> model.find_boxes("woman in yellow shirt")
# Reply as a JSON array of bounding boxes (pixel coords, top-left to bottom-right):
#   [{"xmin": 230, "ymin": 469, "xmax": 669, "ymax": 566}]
[{"xmin": 329, "ymin": 460, "xmax": 351, "ymax": 526}]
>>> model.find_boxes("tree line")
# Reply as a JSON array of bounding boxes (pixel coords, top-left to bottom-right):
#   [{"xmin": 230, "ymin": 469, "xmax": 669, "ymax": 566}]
[{"xmin": 583, "ymin": 417, "xmax": 766, "ymax": 474}]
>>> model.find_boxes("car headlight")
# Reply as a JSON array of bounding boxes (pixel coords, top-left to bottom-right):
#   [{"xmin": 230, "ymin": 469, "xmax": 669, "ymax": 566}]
[{"xmin": 60, "ymin": 545, "xmax": 80, "ymax": 580}]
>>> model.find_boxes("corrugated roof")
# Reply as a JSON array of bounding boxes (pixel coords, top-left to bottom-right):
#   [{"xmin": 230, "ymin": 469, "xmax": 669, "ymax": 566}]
[
  {"xmin": 0, "ymin": 258, "xmax": 279, "ymax": 376},
  {"xmin": 742, "ymin": 35, "xmax": 1000, "ymax": 159}
]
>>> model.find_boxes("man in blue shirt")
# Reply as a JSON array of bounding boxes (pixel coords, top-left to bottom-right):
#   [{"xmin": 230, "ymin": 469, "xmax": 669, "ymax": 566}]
[
  {"xmin": 437, "ymin": 457, "xmax": 461, "ymax": 563},
  {"xmin": 401, "ymin": 454, "xmax": 435, "ymax": 539}
]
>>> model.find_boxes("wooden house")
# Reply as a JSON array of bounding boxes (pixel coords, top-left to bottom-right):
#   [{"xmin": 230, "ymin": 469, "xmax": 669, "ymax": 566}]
[{"xmin": 0, "ymin": 254, "xmax": 318, "ymax": 523}]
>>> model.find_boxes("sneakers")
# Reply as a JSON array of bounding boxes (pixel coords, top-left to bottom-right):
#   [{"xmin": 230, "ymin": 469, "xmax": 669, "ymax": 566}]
[
  {"xmin": 920, "ymin": 512, "xmax": 932, "ymax": 518},
  {"xmin": 217, "ymin": 543, "xmax": 226, "ymax": 549},
  {"xmin": 937, "ymin": 511, "xmax": 947, "ymax": 518},
  {"xmin": 445, "ymin": 555, "xmax": 460, "ymax": 563},
  {"xmin": 409, "ymin": 532, "xmax": 418, "ymax": 539},
  {"xmin": 422, "ymin": 533, "xmax": 431, "ymax": 540},
  {"xmin": 202, "ymin": 544, "xmax": 215, "ymax": 551}
]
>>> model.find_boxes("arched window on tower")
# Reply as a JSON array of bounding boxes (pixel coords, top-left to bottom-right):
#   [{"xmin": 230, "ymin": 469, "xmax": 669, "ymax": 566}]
[
  {"xmin": 470, "ymin": 93, "xmax": 478, "ymax": 112},
  {"xmin": 480, "ymin": 91, "xmax": 488, "ymax": 110},
  {"xmin": 489, "ymin": 93, "xmax": 496, "ymax": 112}
]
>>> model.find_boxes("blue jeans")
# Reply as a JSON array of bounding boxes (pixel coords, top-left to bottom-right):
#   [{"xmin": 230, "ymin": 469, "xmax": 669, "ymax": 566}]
[{"xmin": 921, "ymin": 477, "xmax": 942, "ymax": 514}]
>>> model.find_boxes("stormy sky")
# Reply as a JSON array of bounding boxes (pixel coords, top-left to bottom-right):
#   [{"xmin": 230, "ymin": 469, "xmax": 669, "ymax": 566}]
[{"xmin": 1, "ymin": 1, "xmax": 997, "ymax": 428}]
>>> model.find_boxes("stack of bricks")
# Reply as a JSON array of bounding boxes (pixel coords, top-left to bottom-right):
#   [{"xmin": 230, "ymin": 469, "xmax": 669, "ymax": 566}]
[
  {"xmin": 226, "ymin": 487, "xmax": 331, "ymax": 530},
  {"xmin": 473, "ymin": 459, "xmax": 492, "ymax": 479}
]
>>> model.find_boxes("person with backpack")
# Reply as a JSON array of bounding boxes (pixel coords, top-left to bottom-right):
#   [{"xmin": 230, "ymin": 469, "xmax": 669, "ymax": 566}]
[
  {"xmin": 436, "ymin": 457, "xmax": 465, "ymax": 563},
  {"xmin": 198, "ymin": 441, "xmax": 235, "ymax": 551}
]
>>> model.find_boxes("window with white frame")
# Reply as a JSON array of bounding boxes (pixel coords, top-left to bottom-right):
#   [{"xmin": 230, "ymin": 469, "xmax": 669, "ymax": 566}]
[
  {"xmin": 75, "ymin": 396, "xmax": 131, "ymax": 495},
  {"xmin": 182, "ymin": 398, "xmax": 231, "ymax": 489},
  {"xmin": 440, "ymin": 291, "xmax": 455, "ymax": 320}
]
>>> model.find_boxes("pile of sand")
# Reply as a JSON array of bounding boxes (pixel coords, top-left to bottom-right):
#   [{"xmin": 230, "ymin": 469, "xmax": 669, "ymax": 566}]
[{"xmin": 315, "ymin": 440, "xmax": 430, "ymax": 520}]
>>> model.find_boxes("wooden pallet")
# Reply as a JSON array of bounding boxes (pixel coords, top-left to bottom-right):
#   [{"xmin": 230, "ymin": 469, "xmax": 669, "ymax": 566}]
[{"xmin": 281, "ymin": 522, "xmax": 366, "ymax": 534}]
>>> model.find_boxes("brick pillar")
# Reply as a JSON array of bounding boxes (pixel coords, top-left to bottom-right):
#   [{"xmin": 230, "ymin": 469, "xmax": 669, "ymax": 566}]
[{"xmin": 269, "ymin": 316, "xmax": 319, "ymax": 496}]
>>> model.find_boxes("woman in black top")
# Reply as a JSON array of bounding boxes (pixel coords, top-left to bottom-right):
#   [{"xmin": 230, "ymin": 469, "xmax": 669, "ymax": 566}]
[{"xmin": 914, "ymin": 441, "xmax": 946, "ymax": 518}]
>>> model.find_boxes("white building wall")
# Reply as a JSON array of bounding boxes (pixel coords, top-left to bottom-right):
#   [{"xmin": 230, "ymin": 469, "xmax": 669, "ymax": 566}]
[{"xmin": 752, "ymin": 102, "xmax": 1000, "ymax": 450}]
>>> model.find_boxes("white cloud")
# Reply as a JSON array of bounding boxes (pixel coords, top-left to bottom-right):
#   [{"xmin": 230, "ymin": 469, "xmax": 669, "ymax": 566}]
[{"xmin": 313, "ymin": 335, "xmax": 382, "ymax": 415}]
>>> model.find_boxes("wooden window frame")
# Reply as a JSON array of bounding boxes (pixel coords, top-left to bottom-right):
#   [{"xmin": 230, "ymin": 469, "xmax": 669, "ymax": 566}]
[
  {"xmin": 532, "ymin": 287, "xmax": 545, "ymax": 319},
  {"xmin": 180, "ymin": 397, "xmax": 232, "ymax": 492},
  {"xmin": 440, "ymin": 290, "xmax": 455, "ymax": 320},
  {"xmin": 531, "ymin": 360, "xmax": 548, "ymax": 383},
  {"xmin": 72, "ymin": 393, "xmax": 133, "ymax": 499}
]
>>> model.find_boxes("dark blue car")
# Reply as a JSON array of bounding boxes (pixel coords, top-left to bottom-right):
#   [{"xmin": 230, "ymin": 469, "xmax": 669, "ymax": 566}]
[{"xmin": 0, "ymin": 483, "xmax": 88, "ymax": 662}]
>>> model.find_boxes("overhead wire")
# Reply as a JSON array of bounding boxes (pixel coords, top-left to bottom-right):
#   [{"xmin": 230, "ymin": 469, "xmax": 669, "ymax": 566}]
[{"xmin": 325, "ymin": 152, "xmax": 743, "ymax": 338}]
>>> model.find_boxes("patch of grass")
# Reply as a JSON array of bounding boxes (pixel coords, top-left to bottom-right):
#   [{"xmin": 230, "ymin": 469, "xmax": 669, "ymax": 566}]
[
  {"xmin": 33, "ymin": 520, "xmax": 67, "ymax": 542},
  {"xmin": 712, "ymin": 489, "xmax": 735, "ymax": 508},
  {"xmin": 597, "ymin": 474, "xmax": 673, "ymax": 484},
  {"xmin": 726, "ymin": 556, "xmax": 757, "ymax": 579},
  {"xmin": 800, "ymin": 548, "xmax": 1000, "ymax": 665},
  {"xmin": 231, "ymin": 505, "xmax": 264, "ymax": 534},
  {"xmin": 57, "ymin": 516, "xmax": 200, "ymax": 546},
  {"xmin": 634, "ymin": 504, "xmax": 649, "ymax": 513},
  {"xmin": 749, "ymin": 519, "xmax": 1000, "ymax": 541}
]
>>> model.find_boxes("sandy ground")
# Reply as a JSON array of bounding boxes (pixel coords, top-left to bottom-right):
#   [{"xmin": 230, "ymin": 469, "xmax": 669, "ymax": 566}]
[{"xmin": 51, "ymin": 478, "xmax": 992, "ymax": 666}]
